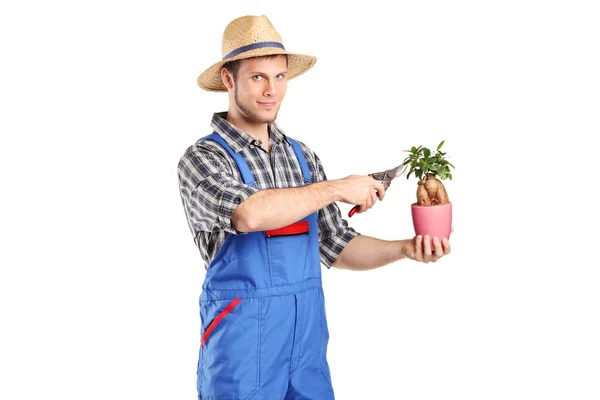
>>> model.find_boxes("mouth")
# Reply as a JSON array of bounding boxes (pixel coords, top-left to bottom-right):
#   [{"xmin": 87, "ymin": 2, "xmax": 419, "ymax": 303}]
[{"xmin": 257, "ymin": 101, "xmax": 277, "ymax": 108}]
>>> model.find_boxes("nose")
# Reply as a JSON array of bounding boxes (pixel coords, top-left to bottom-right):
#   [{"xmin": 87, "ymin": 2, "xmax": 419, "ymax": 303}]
[{"xmin": 264, "ymin": 79, "xmax": 276, "ymax": 97}]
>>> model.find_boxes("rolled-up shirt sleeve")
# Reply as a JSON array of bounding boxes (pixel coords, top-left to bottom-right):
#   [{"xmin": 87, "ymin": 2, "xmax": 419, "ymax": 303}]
[
  {"xmin": 309, "ymin": 151, "xmax": 361, "ymax": 268},
  {"xmin": 319, "ymin": 203, "xmax": 360, "ymax": 268},
  {"xmin": 178, "ymin": 143, "xmax": 258, "ymax": 236}
]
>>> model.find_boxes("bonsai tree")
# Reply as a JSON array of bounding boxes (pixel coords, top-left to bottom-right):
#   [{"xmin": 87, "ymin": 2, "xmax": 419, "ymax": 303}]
[{"xmin": 401, "ymin": 140, "xmax": 455, "ymax": 206}]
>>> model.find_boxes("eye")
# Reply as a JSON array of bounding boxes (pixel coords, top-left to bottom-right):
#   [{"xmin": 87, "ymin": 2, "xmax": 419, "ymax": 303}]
[
  {"xmin": 276, "ymin": 73, "xmax": 286, "ymax": 80},
  {"xmin": 252, "ymin": 75, "xmax": 263, "ymax": 81}
]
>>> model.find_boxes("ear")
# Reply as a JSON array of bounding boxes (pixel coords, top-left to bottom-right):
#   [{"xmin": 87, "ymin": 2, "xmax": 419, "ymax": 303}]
[{"xmin": 220, "ymin": 67, "xmax": 234, "ymax": 90}]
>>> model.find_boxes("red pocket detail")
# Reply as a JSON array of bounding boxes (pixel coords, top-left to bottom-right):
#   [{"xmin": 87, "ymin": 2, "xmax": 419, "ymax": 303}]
[
  {"xmin": 201, "ymin": 298, "xmax": 242, "ymax": 348},
  {"xmin": 265, "ymin": 221, "xmax": 309, "ymax": 238}
]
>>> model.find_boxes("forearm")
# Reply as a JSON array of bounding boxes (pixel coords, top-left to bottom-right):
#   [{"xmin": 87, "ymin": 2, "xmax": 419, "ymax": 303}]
[
  {"xmin": 332, "ymin": 235, "xmax": 410, "ymax": 271},
  {"xmin": 232, "ymin": 180, "xmax": 341, "ymax": 232}
]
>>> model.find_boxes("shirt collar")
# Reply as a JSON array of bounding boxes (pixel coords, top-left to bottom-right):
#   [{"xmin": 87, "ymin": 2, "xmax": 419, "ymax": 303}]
[{"xmin": 210, "ymin": 112, "xmax": 290, "ymax": 153}]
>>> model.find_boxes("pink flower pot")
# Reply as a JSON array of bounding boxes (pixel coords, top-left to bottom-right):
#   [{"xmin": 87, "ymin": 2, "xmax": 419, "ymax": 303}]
[{"xmin": 411, "ymin": 202, "xmax": 452, "ymax": 247}]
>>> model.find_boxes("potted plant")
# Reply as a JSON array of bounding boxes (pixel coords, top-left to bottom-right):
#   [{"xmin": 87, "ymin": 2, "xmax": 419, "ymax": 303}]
[{"xmin": 401, "ymin": 140, "xmax": 455, "ymax": 246}]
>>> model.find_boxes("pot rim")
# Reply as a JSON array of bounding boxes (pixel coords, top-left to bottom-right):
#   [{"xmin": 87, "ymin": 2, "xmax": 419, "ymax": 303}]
[{"xmin": 411, "ymin": 202, "xmax": 452, "ymax": 208}]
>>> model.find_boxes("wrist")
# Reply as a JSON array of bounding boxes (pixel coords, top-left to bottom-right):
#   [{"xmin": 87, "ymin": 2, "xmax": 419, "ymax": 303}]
[
  {"xmin": 327, "ymin": 179, "xmax": 344, "ymax": 202},
  {"xmin": 397, "ymin": 239, "xmax": 409, "ymax": 260},
  {"xmin": 317, "ymin": 179, "xmax": 341, "ymax": 203}
]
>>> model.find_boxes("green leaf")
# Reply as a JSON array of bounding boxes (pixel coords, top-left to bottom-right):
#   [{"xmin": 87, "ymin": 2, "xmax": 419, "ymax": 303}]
[{"xmin": 403, "ymin": 141, "xmax": 455, "ymax": 182}]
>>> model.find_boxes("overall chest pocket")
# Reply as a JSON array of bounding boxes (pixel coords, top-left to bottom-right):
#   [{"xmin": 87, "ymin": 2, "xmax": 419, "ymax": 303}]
[
  {"xmin": 266, "ymin": 221, "xmax": 315, "ymax": 285},
  {"xmin": 199, "ymin": 298, "xmax": 261, "ymax": 399}
]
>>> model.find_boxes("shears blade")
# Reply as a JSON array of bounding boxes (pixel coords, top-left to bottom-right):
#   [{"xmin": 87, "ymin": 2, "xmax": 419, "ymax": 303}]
[
  {"xmin": 348, "ymin": 162, "xmax": 408, "ymax": 217},
  {"xmin": 371, "ymin": 163, "xmax": 408, "ymax": 189}
]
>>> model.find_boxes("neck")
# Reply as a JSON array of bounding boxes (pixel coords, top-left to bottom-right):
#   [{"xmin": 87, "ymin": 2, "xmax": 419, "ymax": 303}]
[{"xmin": 226, "ymin": 110, "xmax": 271, "ymax": 150}]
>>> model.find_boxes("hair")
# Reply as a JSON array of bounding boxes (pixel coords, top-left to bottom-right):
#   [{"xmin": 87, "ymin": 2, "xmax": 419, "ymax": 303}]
[{"xmin": 223, "ymin": 54, "xmax": 289, "ymax": 79}]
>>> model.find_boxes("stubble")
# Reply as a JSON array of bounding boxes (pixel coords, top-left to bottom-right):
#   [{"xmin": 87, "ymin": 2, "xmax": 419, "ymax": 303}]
[{"xmin": 234, "ymin": 84, "xmax": 278, "ymax": 125}]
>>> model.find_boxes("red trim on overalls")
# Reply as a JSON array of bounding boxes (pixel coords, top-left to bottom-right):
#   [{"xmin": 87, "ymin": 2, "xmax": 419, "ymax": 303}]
[
  {"xmin": 265, "ymin": 221, "xmax": 309, "ymax": 238},
  {"xmin": 201, "ymin": 298, "xmax": 242, "ymax": 348}
]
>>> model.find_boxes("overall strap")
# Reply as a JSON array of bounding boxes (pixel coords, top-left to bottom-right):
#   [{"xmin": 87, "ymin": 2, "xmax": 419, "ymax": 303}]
[
  {"xmin": 198, "ymin": 132, "xmax": 257, "ymax": 187},
  {"xmin": 287, "ymin": 137, "xmax": 312, "ymax": 184}
]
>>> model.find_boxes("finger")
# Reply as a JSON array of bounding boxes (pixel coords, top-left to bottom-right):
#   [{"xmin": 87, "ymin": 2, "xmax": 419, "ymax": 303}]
[
  {"xmin": 364, "ymin": 192, "xmax": 372, "ymax": 209},
  {"xmin": 363, "ymin": 193, "xmax": 373, "ymax": 211},
  {"xmin": 432, "ymin": 236, "xmax": 443, "ymax": 257},
  {"xmin": 442, "ymin": 237, "xmax": 451, "ymax": 254},
  {"xmin": 423, "ymin": 235, "xmax": 433, "ymax": 262},
  {"xmin": 374, "ymin": 181, "xmax": 386, "ymax": 201},
  {"xmin": 414, "ymin": 235, "xmax": 423, "ymax": 261},
  {"xmin": 423, "ymin": 235, "xmax": 432, "ymax": 253},
  {"xmin": 370, "ymin": 190, "xmax": 378, "ymax": 208}
]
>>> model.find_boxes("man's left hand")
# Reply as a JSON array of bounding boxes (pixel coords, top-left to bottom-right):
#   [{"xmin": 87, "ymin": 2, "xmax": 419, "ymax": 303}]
[{"xmin": 402, "ymin": 234, "xmax": 451, "ymax": 263}]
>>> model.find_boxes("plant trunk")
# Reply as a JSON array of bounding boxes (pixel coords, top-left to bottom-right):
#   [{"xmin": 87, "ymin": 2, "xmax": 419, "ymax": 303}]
[{"xmin": 416, "ymin": 173, "xmax": 450, "ymax": 206}]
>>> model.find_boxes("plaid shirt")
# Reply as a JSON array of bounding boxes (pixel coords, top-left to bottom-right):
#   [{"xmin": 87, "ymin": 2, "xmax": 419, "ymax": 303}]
[{"xmin": 178, "ymin": 112, "xmax": 360, "ymax": 269}]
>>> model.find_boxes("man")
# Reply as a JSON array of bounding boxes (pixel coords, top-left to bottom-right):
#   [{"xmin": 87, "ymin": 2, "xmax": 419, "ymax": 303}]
[{"xmin": 178, "ymin": 15, "xmax": 451, "ymax": 399}]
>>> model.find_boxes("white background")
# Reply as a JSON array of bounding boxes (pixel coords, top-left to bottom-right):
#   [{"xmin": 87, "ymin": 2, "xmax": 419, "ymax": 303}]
[{"xmin": 1, "ymin": 0, "xmax": 599, "ymax": 399}]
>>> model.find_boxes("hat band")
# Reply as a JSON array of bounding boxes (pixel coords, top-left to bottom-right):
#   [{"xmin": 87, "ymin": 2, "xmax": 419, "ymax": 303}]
[{"xmin": 223, "ymin": 41, "xmax": 285, "ymax": 60}]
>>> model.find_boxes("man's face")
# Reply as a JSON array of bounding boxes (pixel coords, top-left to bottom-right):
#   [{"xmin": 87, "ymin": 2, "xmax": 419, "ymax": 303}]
[{"xmin": 231, "ymin": 55, "xmax": 288, "ymax": 125}]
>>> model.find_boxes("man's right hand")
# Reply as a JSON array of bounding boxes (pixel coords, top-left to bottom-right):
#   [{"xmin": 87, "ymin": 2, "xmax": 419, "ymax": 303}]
[{"xmin": 335, "ymin": 175, "xmax": 386, "ymax": 214}]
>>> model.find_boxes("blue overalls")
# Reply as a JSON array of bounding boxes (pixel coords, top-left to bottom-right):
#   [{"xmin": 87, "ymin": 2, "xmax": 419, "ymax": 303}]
[{"xmin": 196, "ymin": 133, "xmax": 335, "ymax": 400}]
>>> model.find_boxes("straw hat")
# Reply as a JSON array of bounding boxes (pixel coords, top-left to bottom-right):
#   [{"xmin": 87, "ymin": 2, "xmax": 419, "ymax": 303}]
[{"xmin": 197, "ymin": 15, "xmax": 317, "ymax": 92}]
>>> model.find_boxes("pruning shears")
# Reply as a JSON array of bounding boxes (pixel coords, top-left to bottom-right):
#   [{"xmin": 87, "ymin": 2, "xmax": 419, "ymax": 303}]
[{"xmin": 348, "ymin": 163, "xmax": 408, "ymax": 217}]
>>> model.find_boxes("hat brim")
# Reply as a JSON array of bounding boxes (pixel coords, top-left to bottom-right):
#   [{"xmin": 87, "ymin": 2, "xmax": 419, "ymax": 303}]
[{"xmin": 197, "ymin": 47, "xmax": 317, "ymax": 92}]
